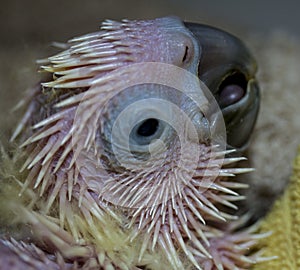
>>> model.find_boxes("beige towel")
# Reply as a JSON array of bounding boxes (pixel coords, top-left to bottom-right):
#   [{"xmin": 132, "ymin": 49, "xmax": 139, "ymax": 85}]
[{"xmin": 253, "ymin": 147, "xmax": 300, "ymax": 270}]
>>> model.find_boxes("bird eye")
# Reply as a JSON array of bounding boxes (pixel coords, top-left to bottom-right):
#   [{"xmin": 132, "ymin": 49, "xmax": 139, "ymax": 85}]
[
  {"xmin": 130, "ymin": 118, "xmax": 165, "ymax": 146},
  {"xmin": 137, "ymin": 118, "xmax": 159, "ymax": 137},
  {"xmin": 218, "ymin": 72, "xmax": 247, "ymax": 108}
]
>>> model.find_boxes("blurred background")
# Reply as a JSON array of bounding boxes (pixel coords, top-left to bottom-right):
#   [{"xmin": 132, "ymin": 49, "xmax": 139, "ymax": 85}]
[{"xmin": 1, "ymin": 0, "xmax": 300, "ymax": 46}]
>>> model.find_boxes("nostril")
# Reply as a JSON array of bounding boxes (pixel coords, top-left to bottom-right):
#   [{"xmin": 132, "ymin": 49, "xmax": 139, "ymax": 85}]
[
  {"xmin": 169, "ymin": 32, "xmax": 196, "ymax": 68},
  {"xmin": 182, "ymin": 46, "xmax": 189, "ymax": 63}
]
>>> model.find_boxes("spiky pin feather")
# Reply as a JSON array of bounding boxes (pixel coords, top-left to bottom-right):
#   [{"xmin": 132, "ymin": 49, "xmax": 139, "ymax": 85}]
[{"xmin": 0, "ymin": 17, "xmax": 264, "ymax": 269}]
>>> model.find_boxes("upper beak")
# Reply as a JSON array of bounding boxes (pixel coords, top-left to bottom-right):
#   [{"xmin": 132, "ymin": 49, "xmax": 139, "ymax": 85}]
[{"xmin": 185, "ymin": 22, "xmax": 260, "ymax": 152}]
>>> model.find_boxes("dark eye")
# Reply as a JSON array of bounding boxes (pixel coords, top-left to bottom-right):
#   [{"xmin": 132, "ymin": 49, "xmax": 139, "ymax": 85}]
[
  {"xmin": 137, "ymin": 118, "xmax": 159, "ymax": 137},
  {"xmin": 218, "ymin": 73, "xmax": 247, "ymax": 108},
  {"xmin": 130, "ymin": 118, "xmax": 164, "ymax": 146}
]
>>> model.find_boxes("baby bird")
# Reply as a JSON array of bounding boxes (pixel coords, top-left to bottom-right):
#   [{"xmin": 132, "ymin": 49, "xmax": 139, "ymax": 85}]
[{"xmin": 0, "ymin": 17, "xmax": 262, "ymax": 269}]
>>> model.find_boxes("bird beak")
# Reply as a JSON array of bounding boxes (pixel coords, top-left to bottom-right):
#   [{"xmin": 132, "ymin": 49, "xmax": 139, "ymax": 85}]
[{"xmin": 185, "ymin": 22, "xmax": 260, "ymax": 152}]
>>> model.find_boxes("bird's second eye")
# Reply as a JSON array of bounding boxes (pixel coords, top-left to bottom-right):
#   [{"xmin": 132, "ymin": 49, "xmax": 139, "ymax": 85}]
[
  {"xmin": 219, "ymin": 84, "xmax": 244, "ymax": 108},
  {"xmin": 218, "ymin": 72, "xmax": 247, "ymax": 108}
]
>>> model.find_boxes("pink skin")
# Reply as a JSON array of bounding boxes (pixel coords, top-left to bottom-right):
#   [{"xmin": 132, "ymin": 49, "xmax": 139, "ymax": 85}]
[{"xmin": 0, "ymin": 17, "xmax": 262, "ymax": 270}]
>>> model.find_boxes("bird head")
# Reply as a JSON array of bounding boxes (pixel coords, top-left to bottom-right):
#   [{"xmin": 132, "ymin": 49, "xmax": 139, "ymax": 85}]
[{"xmin": 4, "ymin": 16, "xmax": 261, "ymax": 270}]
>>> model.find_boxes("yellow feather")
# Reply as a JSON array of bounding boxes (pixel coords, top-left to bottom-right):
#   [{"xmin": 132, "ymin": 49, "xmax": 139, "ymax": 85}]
[{"xmin": 254, "ymin": 146, "xmax": 300, "ymax": 270}]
